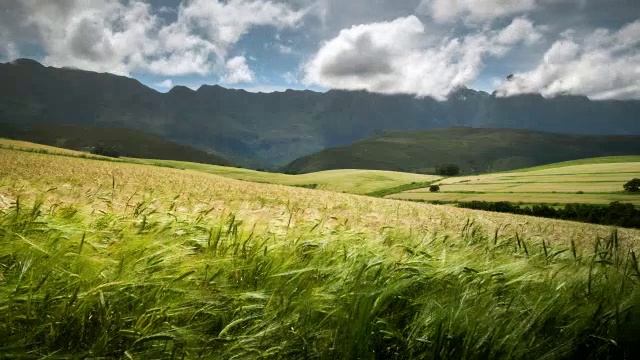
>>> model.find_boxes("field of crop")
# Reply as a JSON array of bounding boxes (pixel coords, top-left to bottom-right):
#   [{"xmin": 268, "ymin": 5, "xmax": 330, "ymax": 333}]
[
  {"xmin": 514, "ymin": 156, "xmax": 640, "ymax": 172},
  {"xmin": 1, "ymin": 147, "xmax": 640, "ymax": 358},
  {"xmin": 0, "ymin": 138, "xmax": 439, "ymax": 196},
  {"xmin": 0, "ymin": 138, "xmax": 115, "ymax": 158},
  {"xmin": 392, "ymin": 162, "xmax": 640, "ymax": 205},
  {"xmin": 130, "ymin": 158, "xmax": 441, "ymax": 195}
]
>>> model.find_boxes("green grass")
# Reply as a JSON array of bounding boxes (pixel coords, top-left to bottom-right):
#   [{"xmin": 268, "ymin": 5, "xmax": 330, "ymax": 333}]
[
  {"xmin": 392, "ymin": 161, "xmax": 640, "ymax": 206},
  {"xmin": 131, "ymin": 158, "xmax": 440, "ymax": 195},
  {"xmin": 513, "ymin": 156, "xmax": 640, "ymax": 172},
  {"xmin": 365, "ymin": 181, "xmax": 438, "ymax": 197},
  {"xmin": 0, "ymin": 138, "xmax": 440, "ymax": 196},
  {"xmin": 2, "ymin": 194, "xmax": 639, "ymax": 358},
  {"xmin": 1, "ymin": 145, "xmax": 640, "ymax": 358}
]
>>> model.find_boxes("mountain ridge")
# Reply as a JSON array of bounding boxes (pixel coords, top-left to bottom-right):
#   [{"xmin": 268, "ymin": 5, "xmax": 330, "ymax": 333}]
[{"xmin": 2, "ymin": 58, "xmax": 639, "ymax": 169}]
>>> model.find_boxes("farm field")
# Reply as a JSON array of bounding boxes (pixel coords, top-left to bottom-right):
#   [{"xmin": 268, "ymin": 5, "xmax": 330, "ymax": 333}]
[
  {"xmin": 131, "ymin": 158, "xmax": 441, "ymax": 195},
  {"xmin": 0, "ymin": 138, "xmax": 439, "ymax": 196},
  {"xmin": 514, "ymin": 156, "xmax": 640, "ymax": 172},
  {"xmin": 0, "ymin": 138, "xmax": 116, "ymax": 158},
  {"xmin": 391, "ymin": 161, "xmax": 640, "ymax": 205},
  {"xmin": 1, "ymin": 146, "xmax": 639, "ymax": 358}
]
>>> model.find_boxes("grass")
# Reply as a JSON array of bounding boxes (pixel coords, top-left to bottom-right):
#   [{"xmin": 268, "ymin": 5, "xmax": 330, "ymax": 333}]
[
  {"xmin": 1, "ymin": 146, "xmax": 640, "ymax": 358},
  {"xmin": 129, "ymin": 158, "xmax": 441, "ymax": 195},
  {"xmin": 0, "ymin": 138, "xmax": 440, "ymax": 196},
  {"xmin": 391, "ymin": 162, "xmax": 640, "ymax": 206},
  {"xmin": 514, "ymin": 156, "xmax": 640, "ymax": 172}
]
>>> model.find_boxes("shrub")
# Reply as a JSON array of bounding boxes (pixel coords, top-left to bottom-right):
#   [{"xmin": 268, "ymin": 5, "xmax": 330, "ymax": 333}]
[
  {"xmin": 457, "ymin": 201, "xmax": 640, "ymax": 229},
  {"xmin": 429, "ymin": 185, "xmax": 440, "ymax": 192},
  {"xmin": 623, "ymin": 178, "xmax": 640, "ymax": 193}
]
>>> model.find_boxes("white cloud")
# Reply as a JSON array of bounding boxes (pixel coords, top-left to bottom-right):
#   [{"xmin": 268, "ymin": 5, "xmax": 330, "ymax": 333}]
[
  {"xmin": 495, "ymin": 17, "xmax": 546, "ymax": 45},
  {"xmin": 19, "ymin": 0, "xmax": 307, "ymax": 77},
  {"xmin": 0, "ymin": 41, "xmax": 19, "ymax": 62},
  {"xmin": 179, "ymin": 0, "xmax": 306, "ymax": 46},
  {"xmin": 418, "ymin": 0, "xmax": 535, "ymax": 23},
  {"xmin": 304, "ymin": 16, "xmax": 544, "ymax": 100},
  {"xmin": 154, "ymin": 79, "xmax": 174, "ymax": 90},
  {"xmin": 221, "ymin": 56, "xmax": 255, "ymax": 84},
  {"xmin": 417, "ymin": 0, "xmax": 571, "ymax": 23},
  {"xmin": 495, "ymin": 20, "xmax": 640, "ymax": 100}
]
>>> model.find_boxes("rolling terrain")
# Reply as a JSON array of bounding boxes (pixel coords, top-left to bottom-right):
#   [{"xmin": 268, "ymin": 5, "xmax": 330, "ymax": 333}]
[
  {"xmin": 133, "ymin": 158, "xmax": 440, "ymax": 195},
  {"xmin": 1, "ymin": 143, "xmax": 639, "ymax": 358},
  {"xmin": 0, "ymin": 123, "xmax": 230, "ymax": 165},
  {"xmin": 0, "ymin": 138, "xmax": 438, "ymax": 196},
  {"xmin": 390, "ymin": 157, "xmax": 640, "ymax": 205},
  {"xmin": 2, "ymin": 59, "xmax": 640, "ymax": 168},
  {"xmin": 285, "ymin": 127, "xmax": 640, "ymax": 174}
]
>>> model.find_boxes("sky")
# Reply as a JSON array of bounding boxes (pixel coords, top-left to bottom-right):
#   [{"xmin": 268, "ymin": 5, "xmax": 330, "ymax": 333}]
[{"xmin": 0, "ymin": 0, "xmax": 638, "ymax": 100}]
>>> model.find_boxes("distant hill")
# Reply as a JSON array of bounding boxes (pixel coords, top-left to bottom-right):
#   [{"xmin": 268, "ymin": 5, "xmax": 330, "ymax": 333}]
[
  {"xmin": 0, "ymin": 123, "xmax": 230, "ymax": 165},
  {"xmin": 2, "ymin": 59, "xmax": 640, "ymax": 168},
  {"xmin": 283, "ymin": 127, "xmax": 640, "ymax": 174}
]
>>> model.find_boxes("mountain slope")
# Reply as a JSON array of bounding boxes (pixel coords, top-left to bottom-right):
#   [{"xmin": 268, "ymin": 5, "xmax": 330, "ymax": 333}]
[
  {"xmin": 2, "ymin": 59, "xmax": 640, "ymax": 168},
  {"xmin": 284, "ymin": 127, "xmax": 640, "ymax": 174},
  {"xmin": 0, "ymin": 123, "xmax": 230, "ymax": 165}
]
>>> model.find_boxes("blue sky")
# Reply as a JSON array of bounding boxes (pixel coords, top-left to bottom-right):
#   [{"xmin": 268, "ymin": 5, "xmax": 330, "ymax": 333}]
[{"xmin": 1, "ymin": 0, "xmax": 638, "ymax": 99}]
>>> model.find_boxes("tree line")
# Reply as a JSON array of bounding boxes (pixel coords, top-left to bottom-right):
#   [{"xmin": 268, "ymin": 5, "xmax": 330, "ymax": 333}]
[{"xmin": 457, "ymin": 201, "xmax": 640, "ymax": 229}]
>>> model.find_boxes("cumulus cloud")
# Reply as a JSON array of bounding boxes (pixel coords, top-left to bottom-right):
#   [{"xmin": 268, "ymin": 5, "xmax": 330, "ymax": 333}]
[
  {"xmin": 304, "ymin": 16, "xmax": 545, "ymax": 99},
  {"xmin": 0, "ymin": 40, "xmax": 19, "ymax": 62},
  {"xmin": 417, "ymin": 0, "xmax": 572, "ymax": 23},
  {"xmin": 18, "ymin": 0, "xmax": 307, "ymax": 77},
  {"xmin": 221, "ymin": 56, "xmax": 255, "ymax": 84},
  {"xmin": 154, "ymin": 79, "xmax": 174, "ymax": 90},
  {"xmin": 495, "ymin": 20, "xmax": 640, "ymax": 100}
]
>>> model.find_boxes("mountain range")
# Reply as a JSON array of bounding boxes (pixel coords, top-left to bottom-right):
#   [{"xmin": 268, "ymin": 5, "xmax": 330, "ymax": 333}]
[{"xmin": 2, "ymin": 58, "xmax": 640, "ymax": 169}]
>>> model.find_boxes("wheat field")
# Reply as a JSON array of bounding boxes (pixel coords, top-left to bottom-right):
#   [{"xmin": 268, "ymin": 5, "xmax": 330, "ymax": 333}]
[
  {"xmin": 392, "ymin": 162, "xmax": 640, "ymax": 205},
  {"xmin": 1, "ymin": 147, "xmax": 639, "ymax": 359}
]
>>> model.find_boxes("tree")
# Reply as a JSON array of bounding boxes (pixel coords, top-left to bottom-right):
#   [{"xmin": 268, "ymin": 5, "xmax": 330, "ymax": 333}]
[
  {"xmin": 429, "ymin": 185, "xmax": 440, "ymax": 193},
  {"xmin": 435, "ymin": 164, "xmax": 460, "ymax": 176},
  {"xmin": 624, "ymin": 178, "xmax": 640, "ymax": 193}
]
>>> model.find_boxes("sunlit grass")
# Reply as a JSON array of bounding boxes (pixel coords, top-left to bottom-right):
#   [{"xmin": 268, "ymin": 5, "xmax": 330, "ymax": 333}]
[
  {"xmin": 393, "ymin": 162, "xmax": 640, "ymax": 205},
  {"xmin": 131, "ymin": 158, "xmax": 440, "ymax": 195}
]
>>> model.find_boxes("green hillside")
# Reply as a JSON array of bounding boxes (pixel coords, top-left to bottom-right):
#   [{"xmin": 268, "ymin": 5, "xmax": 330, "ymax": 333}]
[
  {"xmin": 129, "ymin": 159, "xmax": 440, "ymax": 195},
  {"xmin": 0, "ymin": 138, "xmax": 438, "ymax": 195},
  {"xmin": 284, "ymin": 127, "xmax": 640, "ymax": 174},
  {"xmin": 0, "ymin": 123, "xmax": 230, "ymax": 165}
]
